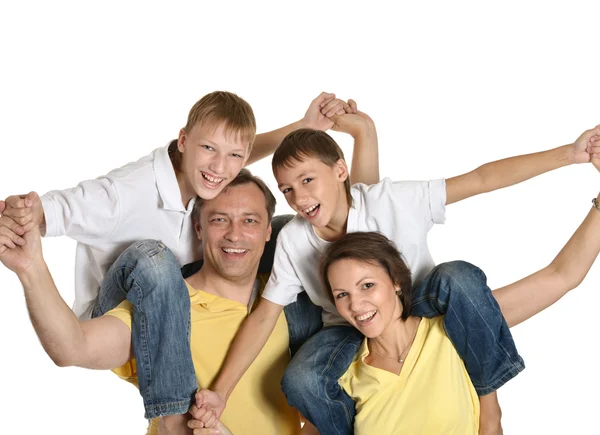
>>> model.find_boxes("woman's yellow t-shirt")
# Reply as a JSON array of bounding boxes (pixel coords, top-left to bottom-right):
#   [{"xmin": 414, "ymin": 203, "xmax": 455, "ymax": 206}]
[
  {"xmin": 106, "ymin": 278, "xmax": 300, "ymax": 435},
  {"xmin": 339, "ymin": 316, "xmax": 479, "ymax": 435}
]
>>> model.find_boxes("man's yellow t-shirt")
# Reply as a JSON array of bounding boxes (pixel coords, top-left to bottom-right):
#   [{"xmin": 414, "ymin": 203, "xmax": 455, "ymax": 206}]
[
  {"xmin": 339, "ymin": 316, "xmax": 479, "ymax": 435},
  {"xmin": 105, "ymin": 275, "xmax": 300, "ymax": 435}
]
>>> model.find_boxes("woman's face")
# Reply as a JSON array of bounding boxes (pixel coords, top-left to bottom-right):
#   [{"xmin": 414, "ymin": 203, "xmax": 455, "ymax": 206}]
[{"xmin": 328, "ymin": 258, "xmax": 402, "ymax": 338}]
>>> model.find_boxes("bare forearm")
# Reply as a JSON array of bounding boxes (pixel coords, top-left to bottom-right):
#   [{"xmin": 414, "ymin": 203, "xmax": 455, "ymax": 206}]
[
  {"xmin": 447, "ymin": 145, "xmax": 573, "ymax": 204},
  {"xmin": 248, "ymin": 120, "xmax": 305, "ymax": 165},
  {"xmin": 18, "ymin": 261, "xmax": 87, "ymax": 366},
  {"xmin": 350, "ymin": 126, "xmax": 379, "ymax": 185},
  {"xmin": 212, "ymin": 308, "xmax": 280, "ymax": 399}
]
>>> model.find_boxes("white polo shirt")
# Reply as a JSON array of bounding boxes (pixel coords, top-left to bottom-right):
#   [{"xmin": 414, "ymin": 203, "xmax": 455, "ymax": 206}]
[
  {"xmin": 261, "ymin": 178, "xmax": 446, "ymax": 326},
  {"xmin": 42, "ymin": 144, "xmax": 201, "ymax": 319}
]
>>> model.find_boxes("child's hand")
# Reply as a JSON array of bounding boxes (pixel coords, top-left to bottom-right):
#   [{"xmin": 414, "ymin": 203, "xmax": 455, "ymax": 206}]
[
  {"xmin": 302, "ymin": 92, "xmax": 353, "ymax": 131},
  {"xmin": 571, "ymin": 124, "xmax": 600, "ymax": 164},
  {"xmin": 2, "ymin": 191, "xmax": 44, "ymax": 232},
  {"xmin": 330, "ymin": 107, "xmax": 376, "ymax": 138}
]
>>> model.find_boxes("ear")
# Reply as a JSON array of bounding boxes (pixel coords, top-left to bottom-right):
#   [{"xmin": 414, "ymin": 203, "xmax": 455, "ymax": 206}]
[
  {"xmin": 177, "ymin": 128, "xmax": 187, "ymax": 153},
  {"xmin": 334, "ymin": 159, "xmax": 349, "ymax": 183},
  {"xmin": 194, "ymin": 218, "xmax": 202, "ymax": 241},
  {"xmin": 265, "ymin": 222, "xmax": 272, "ymax": 243}
]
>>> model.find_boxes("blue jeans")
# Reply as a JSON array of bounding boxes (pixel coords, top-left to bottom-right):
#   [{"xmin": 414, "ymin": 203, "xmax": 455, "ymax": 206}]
[
  {"xmin": 281, "ymin": 261, "xmax": 526, "ymax": 435},
  {"xmin": 92, "ymin": 240, "xmax": 197, "ymax": 419}
]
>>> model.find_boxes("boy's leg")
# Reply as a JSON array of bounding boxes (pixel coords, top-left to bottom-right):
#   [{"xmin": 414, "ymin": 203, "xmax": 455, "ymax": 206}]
[
  {"xmin": 92, "ymin": 239, "xmax": 197, "ymax": 419},
  {"xmin": 410, "ymin": 260, "xmax": 525, "ymax": 394},
  {"xmin": 281, "ymin": 325, "xmax": 363, "ymax": 435},
  {"xmin": 283, "ymin": 291, "xmax": 323, "ymax": 357}
]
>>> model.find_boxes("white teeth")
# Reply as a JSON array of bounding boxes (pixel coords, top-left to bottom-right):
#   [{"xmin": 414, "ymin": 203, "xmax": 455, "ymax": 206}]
[
  {"xmin": 356, "ymin": 311, "xmax": 376, "ymax": 321},
  {"xmin": 202, "ymin": 173, "xmax": 224, "ymax": 183},
  {"xmin": 302, "ymin": 204, "xmax": 319, "ymax": 213},
  {"xmin": 222, "ymin": 248, "xmax": 247, "ymax": 254}
]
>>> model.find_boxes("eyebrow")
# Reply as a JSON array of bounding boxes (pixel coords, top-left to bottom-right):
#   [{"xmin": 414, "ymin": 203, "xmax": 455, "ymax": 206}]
[
  {"xmin": 355, "ymin": 276, "xmax": 375, "ymax": 286},
  {"xmin": 207, "ymin": 211, "xmax": 262, "ymax": 218},
  {"xmin": 198, "ymin": 139, "xmax": 247, "ymax": 153}
]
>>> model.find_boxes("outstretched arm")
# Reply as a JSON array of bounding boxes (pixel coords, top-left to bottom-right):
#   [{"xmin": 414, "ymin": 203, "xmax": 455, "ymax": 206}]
[
  {"xmin": 494, "ymin": 187, "xmax": 600, "ymax": 328},
  {"xmin": 0, "ymin": 225, "xmax": 131, "ymax": 369},
  {"xmin": 445, "ymin": 125, "xmax": 600, "ymax": 205},
  {"xmin": 247, "ymin": 92, "xmax": 353, "ymax": 165}
]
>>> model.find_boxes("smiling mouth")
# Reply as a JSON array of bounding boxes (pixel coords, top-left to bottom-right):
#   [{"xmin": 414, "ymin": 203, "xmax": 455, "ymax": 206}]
[
  {"xmin": 201, "ymin": 172, "xmax": 224, "ymax": 186},
  {"xmin": 221, "ymin": 248, "xmax": 248, "ymax": 256},
  {"xmin": 355, "ymin": 310, "xmax": 377, "ymax": 325},
  {"xmin": 301, "ymin": 203, "xmax": 320, "ymax": 217}
]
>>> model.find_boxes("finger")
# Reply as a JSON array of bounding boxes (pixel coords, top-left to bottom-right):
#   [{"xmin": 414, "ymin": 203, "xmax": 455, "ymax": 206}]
[
  {"xmin": 21, "ymin": 220, "xmax": 37, "ymax": 233},
  {"xmin": 198, "ymin": 406, "xmax": 215, "ymax": 424},
  {"xmin": 5, "ymin": 195, "xmax": 29, "ymax": 209},
  {"xmin": 188, "ymin": 419, "xmax": 204, "ymax": 429},
  {"xmin": 0, "ymin": 235, "xmax": 17, "ymax": 249},
  {"xmin": 0, "ymin": 245, "xmax": 7, "ymax": 256},
  {"xmin": 320, "ymin": 98, "xmax": 343, "ymax": 115},
  {"xmin": 25, "ymin": 191, "xmax": 40, "ymax": 208},
  {"xmin": 193, "ymin": 428, "xmax": 219, "ymax": 435},
  {"xmin": 316, "ymin": 91, "xmax": 336, "ymax": 107},
  {"xmin": 0, "ymin": 216, "xmax": 25, "ymax": 236},
  {"xmin": 189, "ymin": 403, "xmax": 209, "ymax": 420},
  {"xmin": 0, "ymin": 200, "xmax": 5, "ymax": 215},
  {"xmin": 203, "ymin": 411, "xmax": 218, "ymax": 428},
  {"xmin": 348, "ymin": 99, "xmax": 358, "ymax": 113},
  {"xmin": 0, "ymin": 227, "xmax": 26, "ymax": 246}
]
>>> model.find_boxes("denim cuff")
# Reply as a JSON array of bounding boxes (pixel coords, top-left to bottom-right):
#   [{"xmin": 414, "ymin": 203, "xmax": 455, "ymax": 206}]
[
  {"xmin": 474, "ymin": 357, "xmax": 526, "ymax": 396},
  {"xmin": 144, "ymin": 398, "xmax": 194, "ymax": 419}
]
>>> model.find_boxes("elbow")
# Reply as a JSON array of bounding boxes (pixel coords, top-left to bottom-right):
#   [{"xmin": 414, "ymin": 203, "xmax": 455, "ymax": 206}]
[
  {"xmin": 50, "ymin": 354, "xmax": 75, "ymax": 368},
  {"xmin": 549, "ymin": 263, "xmax": 585, "ymax": 294}
]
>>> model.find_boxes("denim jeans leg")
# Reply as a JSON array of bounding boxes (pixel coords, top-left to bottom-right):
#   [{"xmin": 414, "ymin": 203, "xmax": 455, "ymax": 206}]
[
  {"xmin": 283, "ymin": 291, "xmax": 324, "ymax": 358},
  {"xmin": 93, "ymin": 239, "xmax": 197, "ymax": 418},
  {"xmin": 410, "ymin": 260, "xmax": 525, "ymax": 395},
  {"xmin": 281, "ymin": 325, "xmax": 363, "ymax": 435}
]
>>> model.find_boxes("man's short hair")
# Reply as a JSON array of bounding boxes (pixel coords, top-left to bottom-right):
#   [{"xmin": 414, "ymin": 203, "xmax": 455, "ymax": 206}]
[
  {"xmin": 272, "ymin": 128, "xmax": 352, "ymax": 206},
  {"xmin": 169, "ymin": 91, "xmax": 257, "ymax": 171},
  {"xmin": 192, "ymin": 168, "xmax": 276, "ymax": 225}
]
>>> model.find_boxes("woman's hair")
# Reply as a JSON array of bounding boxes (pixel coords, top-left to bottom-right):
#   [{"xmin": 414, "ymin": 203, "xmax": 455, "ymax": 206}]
[{"xmin": 320, "ymin": 231, "xmax": 413, "ymax": 320}]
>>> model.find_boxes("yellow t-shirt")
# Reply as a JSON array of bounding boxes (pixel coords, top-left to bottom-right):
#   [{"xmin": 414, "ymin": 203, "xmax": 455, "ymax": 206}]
[
  {"xmin": 339, "ymin": 317, "xmax": 479, "ymax": 435},
  {"xmin": 105, "ymin": 275, "xmax": 300, "ymax": 435}
]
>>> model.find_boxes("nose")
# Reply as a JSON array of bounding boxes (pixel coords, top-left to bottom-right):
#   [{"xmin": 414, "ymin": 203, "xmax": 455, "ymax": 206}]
[
  {"xmin": 208, "ymin": 152, "xmax": 227, "ymax": 175},
  {"xmin": 224, "ymin": 221, "xmax": 243, "ymax": 243},
  {"xmin": 348, "ymin": 293, "xmax": 364, "ymax": 313}
]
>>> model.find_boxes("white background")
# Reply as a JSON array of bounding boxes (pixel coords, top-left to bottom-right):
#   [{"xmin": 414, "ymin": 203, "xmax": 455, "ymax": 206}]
[{"xmin": 1, "ymin": 1, "xmax": 599, "ymax": 433}]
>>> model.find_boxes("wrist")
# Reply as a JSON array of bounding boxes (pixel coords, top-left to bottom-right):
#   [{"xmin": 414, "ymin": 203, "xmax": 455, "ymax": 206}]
[{"xmin": 17, "ymin": 258, "xmax": 48, "ymax": 286}]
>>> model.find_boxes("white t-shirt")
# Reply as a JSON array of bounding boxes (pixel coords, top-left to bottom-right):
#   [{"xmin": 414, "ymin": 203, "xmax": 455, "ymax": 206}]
[
  {"xmin": 42, "ymin": 144, "xmax": 201, "ymax": 319},
  {"xmin": 262, "ymin": 178, "xmax": 446, "ymax": 326}
]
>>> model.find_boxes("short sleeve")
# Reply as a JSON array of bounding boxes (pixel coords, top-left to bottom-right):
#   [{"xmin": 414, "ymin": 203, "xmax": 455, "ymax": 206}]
[
  {"xmin": 261, "ymin": 235, "xmax": 304, "ymax": 307},
  {"xmin": 104, "ymin": 301, "xmax": 138, "ymax": 382}
]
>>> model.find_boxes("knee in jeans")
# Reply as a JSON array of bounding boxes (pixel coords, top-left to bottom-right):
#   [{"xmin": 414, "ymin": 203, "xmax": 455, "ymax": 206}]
[
  {"xmin": 432, "ymin": 260, "xmax": 487, "ymax": 286},
  {"xmin": 121, "ymin": 240, "xmax": 180, "ymax": 276},
  {"xmin": 281, "ymin": 363, "xmax": 317, "ymax": 402}
]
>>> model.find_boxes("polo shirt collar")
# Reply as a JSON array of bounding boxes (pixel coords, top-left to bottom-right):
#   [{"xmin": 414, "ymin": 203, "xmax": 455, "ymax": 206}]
[{"xmin": 154, "ymin": 142, "xmax": 188, "ymax": 212}]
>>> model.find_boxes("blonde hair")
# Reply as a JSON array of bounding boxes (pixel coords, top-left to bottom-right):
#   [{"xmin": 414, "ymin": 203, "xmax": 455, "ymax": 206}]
[{"xmin": 170, "ymin": 91, "xmax": 257, "ymax": 170}]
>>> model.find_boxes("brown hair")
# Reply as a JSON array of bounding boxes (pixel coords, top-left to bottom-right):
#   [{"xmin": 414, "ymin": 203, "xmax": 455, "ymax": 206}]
[
  {"xmin": 272, "ymin": 129, "xmax": 352, "ymax": 206},
  {"xmin": 192, "ymin": 168, "xmax": 276, "ymax": 225},
  {"xmin": 169, "ymin": 91, "xmax": 257, "ymax": 171},
  {"xmin": 320, "ymin": 232, "xmax": 413, "ymax": 320}
]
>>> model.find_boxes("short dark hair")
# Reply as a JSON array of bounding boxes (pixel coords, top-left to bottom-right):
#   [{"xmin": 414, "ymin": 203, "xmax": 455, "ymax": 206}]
[
  {"xmin": 320, "ymin": 232, "xmax": 413, "ymax": 320},
  {"xmin": 272, "ymin": 128, "xmax": 352, "ymax": 206},
  {"xmin": 192, "ymin": 168, "xmax": 276, "ymax": 224}
]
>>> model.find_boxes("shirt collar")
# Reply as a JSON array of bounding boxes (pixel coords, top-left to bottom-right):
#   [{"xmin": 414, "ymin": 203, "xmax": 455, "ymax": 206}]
[{"xmin": 153, "ymin": 141, "xmax": 190, "ymax": 212}]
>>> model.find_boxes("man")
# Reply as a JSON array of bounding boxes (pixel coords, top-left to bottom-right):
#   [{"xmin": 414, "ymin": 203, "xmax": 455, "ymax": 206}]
[{"xmin": 0, "ymin": 169, "xmax": 314, "ymax": 435}]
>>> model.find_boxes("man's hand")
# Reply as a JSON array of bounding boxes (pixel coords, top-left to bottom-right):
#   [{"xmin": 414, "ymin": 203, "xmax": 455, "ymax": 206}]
[
  {"xmin": 0, "ymin": 223, "xmax": 43, "ymax": 275},
  {"xmin": 2, "ymin": 191, "xmax": 44, "ymax": 232},
  {"xmin": 302, "ymin": 92, "xmax": 355, "ymax": 131},
  {"xmin": 570, "ymin": 124, "xmax": 600, "ymax": 164},
  {"xmin": 330, "ymin": 106, "xmax": 376, "ymax": 138},
  {"xmin": 190, "ymin": 389, "xmax": 226, "ymax": 428}
]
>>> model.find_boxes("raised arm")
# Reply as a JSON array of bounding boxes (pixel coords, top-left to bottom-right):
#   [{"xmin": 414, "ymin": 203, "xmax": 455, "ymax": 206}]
[
  {"xmin": 247, "ymin": 92, "xmax": 353, "ymax": 165},
  {"xmin": 331, "ymin": 106, "xmax": 380, "ymax": 185},
  {"xmin": 494, "ymin": 187, "xmax": 600, "ymax": 328},
  {"xmin": 0, "ymin": 224, "xmax": 131, "ymax": 369},
  {"xmin": 445, "ymin": 125, "xmax": 600, "ymax": 205}
]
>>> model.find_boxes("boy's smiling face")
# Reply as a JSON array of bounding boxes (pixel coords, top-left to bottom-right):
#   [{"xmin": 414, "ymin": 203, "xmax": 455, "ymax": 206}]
[{"xmin": 275, "ymin": 156, "xmax": 349, "ymax": 229}]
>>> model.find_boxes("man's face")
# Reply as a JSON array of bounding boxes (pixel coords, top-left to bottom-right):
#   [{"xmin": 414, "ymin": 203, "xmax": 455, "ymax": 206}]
[
  {"xmin": 178, "ymin": 122, "xmax": 251, "ymax": 200},
  {"xmin": 197, "ymin": 182, "xmax": 272, "ymax": 281}
]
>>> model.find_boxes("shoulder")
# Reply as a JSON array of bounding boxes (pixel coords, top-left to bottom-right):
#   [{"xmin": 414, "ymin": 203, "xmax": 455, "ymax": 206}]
[
  {"xmin": 104, "ymin": 146, "xmax": 165, "ymax": 184},
  {"xmin": 277, "ymin": 214, "xmax": 311, "ymax": 244}
]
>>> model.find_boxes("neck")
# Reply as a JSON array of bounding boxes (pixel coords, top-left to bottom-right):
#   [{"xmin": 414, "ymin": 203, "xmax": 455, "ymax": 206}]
[
  {"xmin": 187, "ymin": 263, "xmax": 257, "ymax": 306},
  {"xmin": 315, "ymin": 192, "xmax": 350, "ymax": 242},
  {"xmin": 368, "ymin": 300, "xmax": 417, "ymax": 358}
]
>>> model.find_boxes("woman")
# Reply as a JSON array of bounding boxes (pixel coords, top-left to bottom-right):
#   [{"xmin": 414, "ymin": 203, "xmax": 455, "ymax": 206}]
[{"xmin": 319, "ymin": 190, "xmax": 600, "ymax": 434}]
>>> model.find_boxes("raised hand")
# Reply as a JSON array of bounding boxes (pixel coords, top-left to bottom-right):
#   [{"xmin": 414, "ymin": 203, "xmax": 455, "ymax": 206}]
[
  {"xmin": 330, "ymin": 105, "xmax": 376, "ymax": 138},
  {"xmin": 2, "ymin": 191, "xmax": 44, "ymax": 233},
  {"xmin": 303, "ymin": 92, "xmax": 354, "ymax": 131},
  {"xmin": 0, "ymin": 223, "xmax": 43, "ymax": 275}
]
